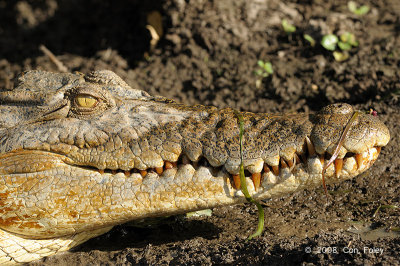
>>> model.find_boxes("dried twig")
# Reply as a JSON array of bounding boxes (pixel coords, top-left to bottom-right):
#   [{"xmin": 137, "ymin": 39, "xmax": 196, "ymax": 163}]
[{"xmin": 39, "ymin": 44, "xmax": 68, "ymax": 72}]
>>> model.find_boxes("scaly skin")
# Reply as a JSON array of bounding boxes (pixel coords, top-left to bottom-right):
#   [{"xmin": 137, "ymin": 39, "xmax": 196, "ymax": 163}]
[{"xmin": 0, "ymin": 70, "xmax": 390, "ymax": 264}]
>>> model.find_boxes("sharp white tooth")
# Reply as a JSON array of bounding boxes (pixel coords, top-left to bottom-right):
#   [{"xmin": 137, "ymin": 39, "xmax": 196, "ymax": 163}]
[
  {"xmin": 319, "ymin": 154, "xmax": 325, "ymax": 167},
  {"xmin": 355, "ymin": 153, "xmax": 363, "ymax": 169},
  {"xmin": 155, "ymin": 167, "xmax": 163, "ymax": 175},
  {"xmin": 271, "ymin": 165, "xmax": 279, "ymax": 176},
  {"xmin": 251, "ymin": 172, "xmax": 261, "ymax": 191},
  {"xmin": 287, "ymin": 157, "xmax": 294, "ymax": 169},
  {"xmin": 263, "ymin": 164, "xmax": 270, "ymax": 173},
  {"xmin": 305, "ymin": 136, "xmax": 316, "ymax": 156},
  {"xmin": 164, "ymin": 161, "xmax": 174, "ymax": 169},
  {"xmin": 140, "ymin": 170, "xmax": 147, "ymax": 177},
  {"xmin": 280, "ymin": 158, "xmax": 288, "ymax": 169},
  {"xmin": 334, "ymin": 158, "xmax": 343, "ymax": 178},
  {"xmin": 232, "ymin": 174, "xmax": 241, "ymax": 189}
]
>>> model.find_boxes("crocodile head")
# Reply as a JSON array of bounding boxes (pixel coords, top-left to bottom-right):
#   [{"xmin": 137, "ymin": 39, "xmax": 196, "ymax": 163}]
[{"xmin": 0, "ymin": 70, "xmax": 390, "ymax": 263}]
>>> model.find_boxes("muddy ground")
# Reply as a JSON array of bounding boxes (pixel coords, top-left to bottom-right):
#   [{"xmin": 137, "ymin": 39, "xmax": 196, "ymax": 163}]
[{"xmin": 0, "ymin": 0, "xmax": 399, "ymax": 265}]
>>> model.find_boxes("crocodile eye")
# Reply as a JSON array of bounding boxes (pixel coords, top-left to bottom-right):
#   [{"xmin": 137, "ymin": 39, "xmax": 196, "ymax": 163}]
[{"xmin": 75, "ymin": 95, "xmax": 98, "ymax": 108}]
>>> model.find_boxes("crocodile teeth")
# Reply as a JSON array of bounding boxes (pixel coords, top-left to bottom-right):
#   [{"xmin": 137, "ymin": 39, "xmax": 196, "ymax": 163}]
[
  {"xmin": 355, "ymin": 153, "xmax": 363, "ymax": 169},
  {"xmin": 251, "ymin": 172, "xmax": 261, "ymax": 191},
  {"xmin": 289, "ymin": 156, "xmax": 297, "ymax": 172},
  {"xmin": 280, "ymin": 158, "xmax": 288, "ymax": 169},
  {"xmin": 232, "ymin": 174, "xmax": 241, "ymax": 189},
  {"xmin": 165, "ymin": 161, "xmax": 174, "ymax": 169},
  {"xmin": 294, "ymin": 153, "xmax": 301, "ymax": 164},
  {"xmin": 90, "ymin": 140, "xmax": 380, "ymax": 187},
  {"xmin": 334, "ymin": 158, "xmax": 343, "ymax": 178},
  {"xmin": 287, "ymin": 157, "xmax": 294, "ymax": 169},
  {"xmin": 263, "ymin": 164, "xmax": 270, "ymax": 173},
  {"xmin": 155, "ymin": 167, "xmax": 163, "ymax": 175},
  {"xmin": 305, "ymin": 136, "xmax": 316, "ymax": 156},
  {"xmin": 271, "ymin": 165, "xmax": 279, "ymax": 176},
  {"xmin": 140, "ymin": 170, "xmax": 147, "ymax": 177},
  {"xmin": 319, "ymin": 154, "xmax": 325, "ymax": 167},
  {"xmin": 300, "ymin": 153, "xmax": 307, "ymax": 164}
]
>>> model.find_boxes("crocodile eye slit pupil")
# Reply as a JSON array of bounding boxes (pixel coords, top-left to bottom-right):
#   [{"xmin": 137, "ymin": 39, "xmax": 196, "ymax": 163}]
[{"xmin": 75, "ymin": 95, "xmax": 98, "ymax": 108}]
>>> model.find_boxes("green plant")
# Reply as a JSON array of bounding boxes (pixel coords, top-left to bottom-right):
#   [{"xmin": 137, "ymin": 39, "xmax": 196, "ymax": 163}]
[
  {"xmin": 348, "ymin": 1, "xmax": 370, "ymax": 15},
  {"xmin": 321, "ymin": 34, "xmax": 339, "ymax": 51},
  {"xmin": 303, "ymin": 34, "xmax": 316, "ymax": 47},
  {"xmin": 255, "ymin": 60, "xmax": 273, "ymax": 77},
  {"xmin": 333, "ymin": 51, "xmax": 349, "ymax": 62},
  {"xmin": 254, "ymin": 60, "xmax": 273, "ymax": 88},
  {"xmin": 339, "ymin": 32, "xmax": 359, "ymax": 50},
  {"xmin": 235, "ymin": 111, "xmax": 265, "ymax": 240},
  {"xmin": 321, "ymin": 32, "xmax": 359, "ymax": 61},
  {"xmin": 282, "ymin": 19, "xmax": 296, "ymax": 34}
]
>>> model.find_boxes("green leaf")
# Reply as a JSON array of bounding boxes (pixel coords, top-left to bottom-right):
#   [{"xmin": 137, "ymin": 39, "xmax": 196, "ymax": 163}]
[
  {"xmin": 321, "ymin": 34, "xmax": 339, "ymax": 51},
  {"xmin": 303, "ymin": 34, "xmax": 316, "ymax": 47},
  {"xmin": 255, "ymin": 61, "xmax": 273, "ymax": 77},
  {"xmin": 338, "ymin": 41, "xmax": 352, "ymax": 51},
  {"xmin": 282, "ymin": 19, "xmax": 296, "ymax": 33},
  {"xmin": 254, "ymin": 69, "xmax": 263, "ymax": 76},
  {"xmin": 340, "ymin": 32, "xmax": 358, "ymax": 47},
  {"xmin": 263, "ymin": 62, "xmax": 273, "ymax": 74},
  {"xmin": 356, "ymin": 5, "xmax": 370, "ymax": 15},
  {"xmin": 348, "ymin": 1, "xmax": 370, "ymax": 15},
  {"xmin": 333, "ymin": 51, "xmax": 349, "ymax": 61},
  {"xmin": 257, "ymin": 60, "xmax": 265, "ymax": 68}
]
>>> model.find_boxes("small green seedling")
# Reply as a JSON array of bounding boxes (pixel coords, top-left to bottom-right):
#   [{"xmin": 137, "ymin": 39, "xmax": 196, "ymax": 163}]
[
  {"xmin": 254, "ymin": 60, "xmax": 273, "ymax": 88},
  {"xmin": 303, "ymin": 34, "xmax": 316, "ymax": 47},
  {"xmin": 348, "ymin": 1, "xmax": 370, "ymax": 15},
  {"xmin": 255, "ymin": 60, "xmax": 273, "ymax": 77},
  {"xmin": 321, "ymin": 34, "xmax": 339, "ymax": 51},
  {"xmin": 339, "ymin": 32, "xmax": 359, "ymax": 50},
  {"xmin": 333, "ymin": 51, "xmax": 349, "ymax": 62},
  {"xmin": 321, "ymin": 32, "xmax": 359, "ymax": 62},
  {"xmin": 282, "ymin": 19, "xmax": 296, "ymax": 34}
]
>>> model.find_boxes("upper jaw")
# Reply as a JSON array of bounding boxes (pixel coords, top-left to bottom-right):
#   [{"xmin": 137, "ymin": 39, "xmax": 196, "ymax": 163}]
[{"xmin": 1, "ymin": 92, "xmax": 390, "ymax": 189}]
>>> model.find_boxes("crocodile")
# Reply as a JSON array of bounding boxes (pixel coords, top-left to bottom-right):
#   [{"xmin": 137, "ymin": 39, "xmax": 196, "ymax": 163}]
[{"xmin": 0, "ymin": 70, "xmax": 390, "ymax": 264}]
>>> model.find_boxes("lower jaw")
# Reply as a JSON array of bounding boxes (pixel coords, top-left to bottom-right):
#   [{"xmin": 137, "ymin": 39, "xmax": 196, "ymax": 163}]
[{"xmin": 0, "ymin": 147, "xmax": 380, "ymax": 239}]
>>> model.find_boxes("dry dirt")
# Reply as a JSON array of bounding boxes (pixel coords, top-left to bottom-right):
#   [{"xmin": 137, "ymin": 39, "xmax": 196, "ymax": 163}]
[{"xmin": 0, "ymin": 0, "xmax": 399, "ymax": 265}]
